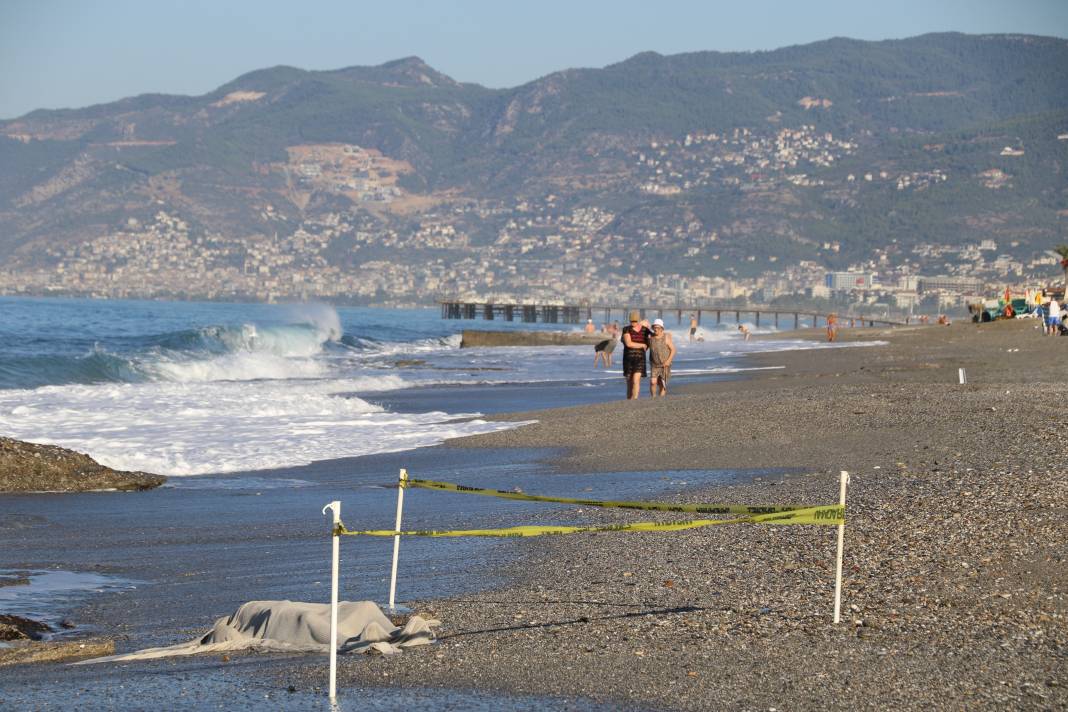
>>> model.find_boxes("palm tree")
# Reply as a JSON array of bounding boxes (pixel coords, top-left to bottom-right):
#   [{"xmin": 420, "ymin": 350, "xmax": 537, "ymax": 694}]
[{"xmin": 1056, "ymin": 244, "xmax": 1068, "ymax": 295}]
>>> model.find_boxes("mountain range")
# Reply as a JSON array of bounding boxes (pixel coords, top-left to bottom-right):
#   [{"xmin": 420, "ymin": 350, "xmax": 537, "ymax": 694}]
[{"xmin": 2, "ymin": 32, "xmax": 1067, "ymax": 295}]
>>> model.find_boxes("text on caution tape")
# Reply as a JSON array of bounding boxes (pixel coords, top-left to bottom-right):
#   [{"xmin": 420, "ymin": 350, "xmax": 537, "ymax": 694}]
[{"xmin": 334, "ymin": 505, "xmax": 844, "ymax": 538}]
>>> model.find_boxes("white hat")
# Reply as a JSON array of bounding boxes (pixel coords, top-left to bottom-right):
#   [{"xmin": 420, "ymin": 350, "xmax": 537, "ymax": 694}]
[{"xmin": 652, "ymin": 318, "xmax": 664, "ymax": 327}]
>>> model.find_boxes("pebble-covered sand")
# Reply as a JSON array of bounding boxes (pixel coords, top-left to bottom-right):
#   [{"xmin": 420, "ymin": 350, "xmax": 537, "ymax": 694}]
[{"xmin": 308, "ymin": 319, "xmax": 1068, "ymax": 710}]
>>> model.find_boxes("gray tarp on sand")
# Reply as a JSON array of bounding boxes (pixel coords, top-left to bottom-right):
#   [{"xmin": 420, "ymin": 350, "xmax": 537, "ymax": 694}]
[{"xmin": 78, "ymin": 600, "xmax": 436, "ymax": 663}]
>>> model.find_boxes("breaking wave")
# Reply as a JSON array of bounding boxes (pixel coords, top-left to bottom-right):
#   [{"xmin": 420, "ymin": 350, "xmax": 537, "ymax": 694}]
[{"xmin": 0, "ymin": 314, "xmax": 346, "ymax": 388}]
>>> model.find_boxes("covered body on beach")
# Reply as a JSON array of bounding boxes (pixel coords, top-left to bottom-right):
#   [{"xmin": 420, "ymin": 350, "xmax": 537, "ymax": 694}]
[{"xmin": 79, "ymin": 600, "xmax": 436, "ymax": 663}]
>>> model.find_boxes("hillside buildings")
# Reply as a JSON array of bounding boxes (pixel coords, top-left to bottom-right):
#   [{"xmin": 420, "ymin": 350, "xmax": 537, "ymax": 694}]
[
  {"xmin": 1, "ymin": 125, "xmax": 1059, "ymax": 312},
  {"xmin": 0, "ymin": 203, "xmax": 1053, "ymax": 313}
]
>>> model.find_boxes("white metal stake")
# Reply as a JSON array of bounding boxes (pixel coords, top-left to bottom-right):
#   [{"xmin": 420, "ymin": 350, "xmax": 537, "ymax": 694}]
[
  {"xmin": 833, "ymin": 471, "xmax": 849, "ymax": 624},
  {"xmin": 388, "ymin": 469, "xmax": 408, "ymax": 612},
  {"xmin": 958, "ymin": 368, "xmax": 967, "ymax": 385},
  {"xmin": 322, "ymin": 500, "xmax": 341, "ymax": 701}
]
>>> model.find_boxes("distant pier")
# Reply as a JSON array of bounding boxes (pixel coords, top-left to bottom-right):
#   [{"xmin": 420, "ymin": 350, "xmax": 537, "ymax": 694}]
[{"xmin": 440, "ymin": 301, "xmax": 907, "ymax": 328}]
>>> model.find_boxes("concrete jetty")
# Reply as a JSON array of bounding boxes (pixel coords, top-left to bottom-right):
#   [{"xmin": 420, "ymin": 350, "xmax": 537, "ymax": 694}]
[{"xmin": 460, "ymin": 330, "xmax": 608, "ymax": 348}]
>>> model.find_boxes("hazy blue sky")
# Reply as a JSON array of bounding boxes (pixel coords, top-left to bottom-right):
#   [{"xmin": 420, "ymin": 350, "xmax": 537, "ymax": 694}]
[{"xmin": 2, "ymin": 0, "xmax": 1066, "ymax": 119}]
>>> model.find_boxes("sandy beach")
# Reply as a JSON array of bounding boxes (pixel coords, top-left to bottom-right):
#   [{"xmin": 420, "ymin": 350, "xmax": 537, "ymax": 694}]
[{"xmin": 318, "ymin": 318, "xmax": 1068, "ymax": 710}]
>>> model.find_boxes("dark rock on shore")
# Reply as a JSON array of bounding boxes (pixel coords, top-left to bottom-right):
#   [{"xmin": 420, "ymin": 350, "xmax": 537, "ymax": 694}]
[
  {"xmin": 0, "ymin": 437, "xmax": 165, "ymax": 492},
  {"xmin": 0, "ymin": 571, "xmax": 31, "ymax": 588},
  {"xmin": 0, "ymin": 614, "xmax": 52, "ymax": 641}
]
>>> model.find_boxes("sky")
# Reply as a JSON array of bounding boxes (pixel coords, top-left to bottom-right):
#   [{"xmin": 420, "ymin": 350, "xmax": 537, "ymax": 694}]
[{"xmin": 2, "ymin": 0, "xmax": 1066, "ymax": 120}]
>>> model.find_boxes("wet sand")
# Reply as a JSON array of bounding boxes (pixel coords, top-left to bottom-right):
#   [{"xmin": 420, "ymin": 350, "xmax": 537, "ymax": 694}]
[{"xmin": 319, "ymin": 319, "xmax": 1068, "ymax": 710}]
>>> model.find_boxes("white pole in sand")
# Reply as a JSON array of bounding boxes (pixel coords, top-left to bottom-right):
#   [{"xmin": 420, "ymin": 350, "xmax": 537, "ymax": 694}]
[
  {"xmin": 958, "ymin": 368, "xmax": 967, "ymax": 385},
  {"xmin": 833, "ymin": 471, "xmax": 850, "ymax": 624},
  {"xmin": 322, "ymin": 500, "xmax": 341, "ymax": 700},
  {"xmin": 388, "ymin": 469, "xmax": 408, "ymax": 612}
]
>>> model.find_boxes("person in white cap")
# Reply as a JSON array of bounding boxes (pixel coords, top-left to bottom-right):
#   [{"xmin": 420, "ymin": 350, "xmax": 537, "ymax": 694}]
[
  {"xmin": 647, "ymin": 319, "xmax": 676, "ymax": 397},
  {"xmin": 584, "ymin": 318, "xmax": 595, "ymax": 334}
]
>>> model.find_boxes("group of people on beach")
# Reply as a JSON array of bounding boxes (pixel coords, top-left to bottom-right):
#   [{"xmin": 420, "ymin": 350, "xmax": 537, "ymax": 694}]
[
  {"xmin": 591, "ymin": 312, "xmax": 677, "ymax": 399},
  {"xmin": 591, "ymin": 311, "xmax": 771, "ymax": 398},
  {"xmin": 621, "ymin": 311, "xmax": 676, "ymax": 399}
]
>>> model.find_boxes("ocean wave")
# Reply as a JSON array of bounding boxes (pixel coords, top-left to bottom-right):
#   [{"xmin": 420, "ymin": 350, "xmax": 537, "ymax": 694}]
[
  {"xmin": 0, "ymin": 350, "xmax": 147, "ymax": 389},
  {"xmin": 151, "ymin": 321, "xmax": 334, "ymax": 358},
  {"xmin": 143, "ymin": 351, "xmax": 328, "ymax": 383},
  {"xmin": 0, "ymin": 315, "xmax": 345, "ymax": 388}
]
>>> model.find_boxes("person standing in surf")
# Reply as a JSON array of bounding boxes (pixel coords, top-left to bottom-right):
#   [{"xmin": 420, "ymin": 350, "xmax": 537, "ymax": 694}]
[
  {"xmin": 622, "ymin": 311, "xmax": 651, "ymax": 400},
  {"xmin": 593, "ymin": 321, "xmax": 620, "ymax": 368}
]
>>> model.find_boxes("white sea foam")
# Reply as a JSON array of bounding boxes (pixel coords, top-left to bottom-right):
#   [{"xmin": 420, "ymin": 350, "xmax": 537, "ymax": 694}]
[
  {"xmin": 146, "ymin": 351, "xmax": 329, "ymax": 382},
  {"xmin": 278, "ymin": 302, "xmax": 343, "ymax": 342},
  {"xmin": 139, "ymin": 315, "xmax": 341, "ymax": 383},
  {"xmin": 0, "ymin": 378, "xmax": 520, "ymax": 476}
]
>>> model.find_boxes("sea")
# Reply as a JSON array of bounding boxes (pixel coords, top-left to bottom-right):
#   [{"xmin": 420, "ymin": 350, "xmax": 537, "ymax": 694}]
[
  {"xmin": 0, "ymin": 296, "xmax": 829, "ymax": 477},
  {"xmin": 0, "ymin": 296, "xmax": 845, "ymax": 710}
]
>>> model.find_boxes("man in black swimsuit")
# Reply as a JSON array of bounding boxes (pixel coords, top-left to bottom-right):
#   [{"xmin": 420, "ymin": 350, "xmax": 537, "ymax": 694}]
[{"xmin": 621, "ymin": 311, "xmax": 651, "ymax": 400}]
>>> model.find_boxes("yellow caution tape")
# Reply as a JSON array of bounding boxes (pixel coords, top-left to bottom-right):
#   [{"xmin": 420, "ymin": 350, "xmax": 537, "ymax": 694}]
[
  {"xmin": 405, "ymin": 477, "xmax": 813, "ymax": 516},
  {"xmin": 334, "ymin": 505, "xmax": 843, "ymax": 538}
]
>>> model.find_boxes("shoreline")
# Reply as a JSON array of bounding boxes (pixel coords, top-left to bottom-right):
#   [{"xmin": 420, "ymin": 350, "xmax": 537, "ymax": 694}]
[{"xmin": 319, "ymin": 319, "xmax": 1067, "ymax": 710}]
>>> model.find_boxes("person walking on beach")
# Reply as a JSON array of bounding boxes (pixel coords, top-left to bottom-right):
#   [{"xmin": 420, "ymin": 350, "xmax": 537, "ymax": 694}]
[
  {"xmin": 622, "ymin": 311, "xmax": 651, "ymax": 399},
  {"xmin": 826, "ymin": 313, "xmax": 838, "ymax": 342},
  {"xmin": 648, "ymin": 319, "xmax": 676, "ymax": 397},
  {"xmin": 689, "ymin": 314, "xmax": 698, "ymax": 343},
  {"xmin": 1047, "ymin": 298, "xmax": 1061, "ymax": 336}
]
